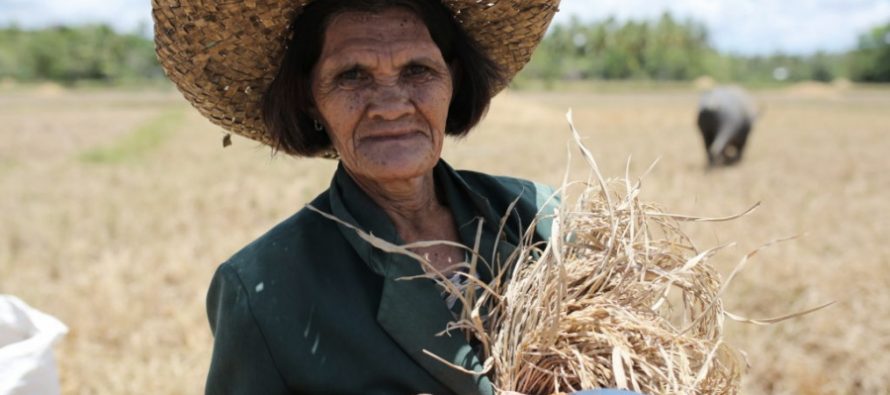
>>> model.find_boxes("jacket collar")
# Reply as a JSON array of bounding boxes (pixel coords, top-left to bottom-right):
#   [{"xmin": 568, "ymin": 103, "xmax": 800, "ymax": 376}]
[{"xmin": 326, "ymin": 160, "xmax": 502, "ymax": 395}]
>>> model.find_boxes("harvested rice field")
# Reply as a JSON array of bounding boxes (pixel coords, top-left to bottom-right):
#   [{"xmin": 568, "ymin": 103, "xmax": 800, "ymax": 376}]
[{"xmin": 1, "ymin": 83, "xmax": 888, "ymax": 394}]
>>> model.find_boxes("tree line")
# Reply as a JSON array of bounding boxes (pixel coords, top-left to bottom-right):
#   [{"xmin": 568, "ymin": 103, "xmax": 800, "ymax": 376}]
[
  {"xmin": 520, "ymin": 13, "xmax": 888, "ymax": 84},
  {"xmin": 0, "ymin": 24, "xmax": 162, "ymax": 84},
  {"xmin": 1, "ymin": 15, "xmax": 888, "ymax": 85}
]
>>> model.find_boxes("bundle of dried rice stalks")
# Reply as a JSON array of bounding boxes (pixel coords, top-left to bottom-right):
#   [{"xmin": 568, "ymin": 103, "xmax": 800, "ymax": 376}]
[
  {"xmin": 490, "ymin": 188, "xmax": 738, "ymax": 394},
  {"xmin": 462, "ymin": 114, "xmax": 740, "ymax": 395},
  {"xmin": 450, "ymin": 111, "xmax": 829, "ymax": 395}
]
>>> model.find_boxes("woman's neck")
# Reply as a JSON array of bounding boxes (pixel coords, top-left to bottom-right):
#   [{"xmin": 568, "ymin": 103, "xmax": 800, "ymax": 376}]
[
  {"xmin": 347, "ymin": 168, "xmax": 463, "ymax": 274},
  {"xmin": 348, "ymin": 169, "xmax": 440, "ymax": 228}
]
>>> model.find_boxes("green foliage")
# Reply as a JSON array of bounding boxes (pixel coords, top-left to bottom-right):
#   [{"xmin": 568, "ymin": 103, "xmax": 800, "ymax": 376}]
[
  {"xmin": 0, "ymin": 24, "xmax": 163, "ymax": 84},
  {"xmin": 713, "ymin": 52, "xmax": 846, "ymax": 84},
  {"xmin": 79, "ymin": 109, "xmax": 183, "ymax": 164},
  {"xmin": 849, "ymin": 22, "xmax": 890, "ymax": 82},
  {"xmin": 519, "ymin": 13, "xmax": 865, "ymax": 85},
  {"xmin": 520, "ymin": 13, "xmax": 714, "ymax": 83}
]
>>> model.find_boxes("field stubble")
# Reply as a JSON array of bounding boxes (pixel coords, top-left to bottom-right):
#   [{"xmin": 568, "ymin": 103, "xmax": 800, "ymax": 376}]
[{"xmin": 1, "ymin": 85, "xmax": 887, "ymax": 394}]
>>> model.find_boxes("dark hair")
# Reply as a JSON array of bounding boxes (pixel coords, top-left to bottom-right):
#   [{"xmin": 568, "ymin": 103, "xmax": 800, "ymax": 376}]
[{"xmin": 261, "ymin": 0, "xmax": 503, "ymax": 157}]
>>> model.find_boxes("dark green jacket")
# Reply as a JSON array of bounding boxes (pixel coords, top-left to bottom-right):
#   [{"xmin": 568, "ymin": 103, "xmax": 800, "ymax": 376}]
[{"xmin": 206, "ymin": 160, "xmax": 557, "ymax": 395}]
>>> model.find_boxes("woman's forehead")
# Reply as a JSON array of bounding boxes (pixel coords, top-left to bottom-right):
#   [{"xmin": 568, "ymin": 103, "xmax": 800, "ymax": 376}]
[
  {"xmin": 318, "ymin": 8, "xmax": 440, "ymax": 63},
  {"xmin": 325, "ymin": 8, "xmax": 429, "ymax": 42}
]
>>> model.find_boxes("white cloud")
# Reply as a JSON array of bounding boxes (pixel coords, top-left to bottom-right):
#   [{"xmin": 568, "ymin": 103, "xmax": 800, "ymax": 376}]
[{"xmin": 0, "ymin": 0, "xmax": 151, "ymax": 34}]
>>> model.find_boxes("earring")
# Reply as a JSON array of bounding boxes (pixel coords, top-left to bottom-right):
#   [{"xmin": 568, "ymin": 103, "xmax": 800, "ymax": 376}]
[
  {"xmin": 313, "ymin": 119, "xmax": 324, "ymax": 132},
  {"xmin": 322, "ymin": 148, "xmax": 340, "ymax": 160}
]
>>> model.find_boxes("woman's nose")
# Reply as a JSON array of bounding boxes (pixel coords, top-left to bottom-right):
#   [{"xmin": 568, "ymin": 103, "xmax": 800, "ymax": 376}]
[{"xmin": 367, "ymin": 84, "xmax": 415, "ymax": 121}]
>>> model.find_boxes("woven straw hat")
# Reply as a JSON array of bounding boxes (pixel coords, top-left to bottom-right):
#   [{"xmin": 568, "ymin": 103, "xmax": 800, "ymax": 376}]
[{"xmin": 152, "ymin": 0, "xmax": 560, "ymax": 149}]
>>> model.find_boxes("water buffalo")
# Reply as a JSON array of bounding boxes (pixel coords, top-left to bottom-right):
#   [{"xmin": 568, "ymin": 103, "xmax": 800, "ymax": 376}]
[{"xmin": 697, "ymin": 86, "xmax": 759, "ymax": 167}]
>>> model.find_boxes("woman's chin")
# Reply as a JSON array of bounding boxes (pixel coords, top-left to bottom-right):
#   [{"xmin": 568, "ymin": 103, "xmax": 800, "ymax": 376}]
[
  {"xmin": 346, "ymin": 152, "xmax": 438, "ymax": 183},
  {"xmin": 346, "ymin": 141, "xmax": 440, "ymax": 182},
  {"xmin": 361, "ymin": 158, "xmax": 435, "ymax": 180}
]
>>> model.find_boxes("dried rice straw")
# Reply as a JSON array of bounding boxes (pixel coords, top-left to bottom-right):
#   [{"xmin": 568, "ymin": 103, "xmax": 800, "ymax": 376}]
[{"xmin": 479, "ymin": 111, "xmax": 746, "ymax": 395}]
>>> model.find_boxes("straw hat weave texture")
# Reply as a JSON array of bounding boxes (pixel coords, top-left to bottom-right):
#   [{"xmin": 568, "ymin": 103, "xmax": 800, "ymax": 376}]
[{"xmin": 152, "ymin": 0, "xmax": 560, "ymax": 150}]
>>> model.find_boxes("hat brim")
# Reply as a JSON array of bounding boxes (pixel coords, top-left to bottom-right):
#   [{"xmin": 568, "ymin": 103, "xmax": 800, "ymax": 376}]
[{"xmin": 152, "ymin": 0, "xmax": 560, "ymax": 150}]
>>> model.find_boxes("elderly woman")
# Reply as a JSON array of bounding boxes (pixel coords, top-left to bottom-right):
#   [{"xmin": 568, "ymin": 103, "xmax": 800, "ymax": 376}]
[{"xmin": 153, "ymin": 0, "xmax": 560, "ymax": 393}]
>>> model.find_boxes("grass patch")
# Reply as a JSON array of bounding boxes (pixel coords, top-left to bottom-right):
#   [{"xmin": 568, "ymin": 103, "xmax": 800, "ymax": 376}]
[
  {"xmin": 79, "ymin": 108, "xmax": 184, "ymax": 164},
  {"xmin": 0, "ymin": 158, "xmax": 17, "ymax": 175}
]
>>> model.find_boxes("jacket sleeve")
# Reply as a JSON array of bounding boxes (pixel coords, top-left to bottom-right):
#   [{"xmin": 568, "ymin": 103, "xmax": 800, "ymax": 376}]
[{"xmin": 205, "ymin": 264, "xmax": 289, "ymax": 395}]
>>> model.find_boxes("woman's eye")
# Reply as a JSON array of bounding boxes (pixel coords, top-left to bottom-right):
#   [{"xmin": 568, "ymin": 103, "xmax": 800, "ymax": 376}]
[
  {"xmin": 404, "ymin": 64, "xmax": 432, "ymax": 78},
  {"xmin": 335, "ymin": 68, "xmax": 368, "ymax": 87},
  {"xmin": 340, "ymin": 69, "xmax": 362, "ymax": 80}
]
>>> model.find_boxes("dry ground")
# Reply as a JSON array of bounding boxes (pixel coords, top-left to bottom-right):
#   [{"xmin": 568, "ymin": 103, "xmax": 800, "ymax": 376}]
[{"xmin": 1, "ymin": 83, "xmax": 887, "ymax": 394}]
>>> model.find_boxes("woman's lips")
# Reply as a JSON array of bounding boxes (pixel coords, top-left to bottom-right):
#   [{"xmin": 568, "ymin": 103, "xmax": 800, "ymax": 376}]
[{"xmin": 361, "ymin": 130, "xmax": 424, "ymax": 143}]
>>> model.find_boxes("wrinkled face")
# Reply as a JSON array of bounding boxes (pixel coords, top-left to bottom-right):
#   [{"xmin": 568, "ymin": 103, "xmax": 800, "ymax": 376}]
[{"xmin": 310, "ymin": 8, "xmax": 453, "ymax": 183}]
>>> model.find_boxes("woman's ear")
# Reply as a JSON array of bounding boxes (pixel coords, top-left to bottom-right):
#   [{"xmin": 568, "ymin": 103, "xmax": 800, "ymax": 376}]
[
  {"xmin": 305, "ymin": 98, "xmax": 325, "ymax": 127},
  {"xmin": 305, "ymin": 72, "xmax": 322, "ymax": 122},
  {"xmin": 449, "ymin": 61, "xmax": 461, "ymax": 92},
  {"xmin": 306, "ymin": 106, "xmax": 321, "ymax": 123}
]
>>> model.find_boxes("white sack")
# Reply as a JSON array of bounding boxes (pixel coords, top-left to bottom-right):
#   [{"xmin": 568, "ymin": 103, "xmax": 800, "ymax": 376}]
[{"xmin": 0, "ymin": 295, "xmax": 68, "ymax": 395}]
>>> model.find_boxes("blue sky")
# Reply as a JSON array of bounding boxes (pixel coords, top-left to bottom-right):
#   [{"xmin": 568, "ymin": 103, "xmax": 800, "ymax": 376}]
[{"xmin": 2, "ymin": 0, "xmax": 889, "ymax": 55}]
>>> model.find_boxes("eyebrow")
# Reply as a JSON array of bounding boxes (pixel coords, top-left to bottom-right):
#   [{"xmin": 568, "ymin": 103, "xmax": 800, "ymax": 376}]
[{"xmin": 318, "ymin": 50, "xmax": 446, "ymax": 77}]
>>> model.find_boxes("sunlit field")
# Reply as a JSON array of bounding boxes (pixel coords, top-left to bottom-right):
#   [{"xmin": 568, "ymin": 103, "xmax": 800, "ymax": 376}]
[{"xmin": 1, "ymin": 82, "xmax": 888, "ymax": 394}]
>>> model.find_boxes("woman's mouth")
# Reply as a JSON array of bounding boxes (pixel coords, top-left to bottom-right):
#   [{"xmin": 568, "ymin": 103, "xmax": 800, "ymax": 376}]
[{"xmin": 361, "ymin": 130, "xmax": 424, "ymax": 143}]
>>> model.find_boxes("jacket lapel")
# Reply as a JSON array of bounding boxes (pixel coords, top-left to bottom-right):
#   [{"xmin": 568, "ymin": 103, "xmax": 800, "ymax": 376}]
[
  {"xmin": 436, "ymin": 162, "xmax": 522, "ymax": 283},
  {"xmin": 326, "ymin": 164, "xmax": 493, "ymax": 395},
  {"xmin": 377, "ymin": 251, "xmax": 493, "ymax": 395}
]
